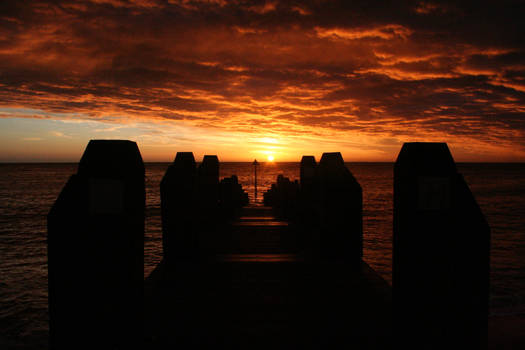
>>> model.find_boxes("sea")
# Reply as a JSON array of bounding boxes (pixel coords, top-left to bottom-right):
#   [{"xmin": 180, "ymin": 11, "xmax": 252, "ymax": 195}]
[{"xmin": 1, "ymin": 162, "xmax": 524, "ymax": 348}]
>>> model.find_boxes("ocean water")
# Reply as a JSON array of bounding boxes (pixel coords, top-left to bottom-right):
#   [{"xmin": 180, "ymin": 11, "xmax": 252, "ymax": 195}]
[{"xmin": 0, "ymin": 162, "xmax": 524, "ymax": 348}]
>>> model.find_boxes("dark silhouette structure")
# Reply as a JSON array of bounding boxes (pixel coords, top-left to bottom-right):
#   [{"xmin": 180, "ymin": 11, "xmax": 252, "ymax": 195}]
[
  {"xmin": 219, "ymin": 174, "xmax": 249, "ymax": 218},
  {"xmin": 197, "ymin": 155, "xmax": 221, "ymax": 257},
  {"xmin": 160, "ymin": 152, "xmax": 198, "ymax": 262},
  {"xmin": 317, "ymin": 152, "xmax": 362, "ymax": 264},
  {"xmin": 264, "ymin": 152, "xmax": 362, "ymax": 264},
  {"xmin": 263, "ymin": 174, "xmax": 299, "ymax": 219},
  {"xmin": 300, "ymin": 155, "xmax": 317, "ymax": 189},
  {"xmin": 393, "ymin": 142, "xmax": 490, "ymax": 349},
  {"xmin": 47, "ymin": 140, "xmax": 144, "ymax": 349},
  {"xmin": 160, "ymin": 152, "xmax": 249, "ymax": 263},
  {"xmin": 48, "ymin": 140, "xmax": 490, "ymax": 349},
  {"xmin": 253, "ymin": 159, "xmax": 259, "ymax": 200},
  {"xmin": 198, "ymin": 155, "xmax": 220, "ymax": 210}
]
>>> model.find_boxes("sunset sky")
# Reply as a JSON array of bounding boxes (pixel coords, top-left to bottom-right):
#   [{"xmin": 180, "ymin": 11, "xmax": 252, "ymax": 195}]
[{"xmin": 1, "ymin": 0, "xmax": 524, "ymax": 162}]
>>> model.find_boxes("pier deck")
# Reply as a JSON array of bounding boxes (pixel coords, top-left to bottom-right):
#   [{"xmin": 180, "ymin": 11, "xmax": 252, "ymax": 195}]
[{"xmin": 144, "ymin": 206, "xmax": 392, "ymax": 349}]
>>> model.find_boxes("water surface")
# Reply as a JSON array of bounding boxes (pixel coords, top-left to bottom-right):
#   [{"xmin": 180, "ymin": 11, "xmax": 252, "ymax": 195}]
[{"xmin": 1, "ymin": 162, "xmax": 524, "ymax": 347}]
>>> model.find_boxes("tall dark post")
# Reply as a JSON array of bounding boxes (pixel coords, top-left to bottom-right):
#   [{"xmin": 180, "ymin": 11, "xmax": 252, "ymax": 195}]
[
  {"xmin": 300, "ymin": 155, "xmax": 317, "ymax": 189},
  {"xmin": 253, "ymin": 159, "xmax": 259, "ymax": 203},
  {"xmin": 298, "ymin": 156, "xmax": 318, "ymax": 256},
  {"xmin": 198, "ymin": 155, "xmax": 220, "ymax": 256},
  {"xmin": 198, "ymin": 155, "xmax": 220, "ymax": 209},
  {"xmin": 317, "ymin": 152, "xmax": 362, "ymax": 264},
  {"xmin": 161, "ymin": 152, "xmax": 197, "ymax": 263},
  {"xmin": 393, "ymin": 142, "xmax": 490, "ymax": 349},
  {"xmin": 47, "ymin": 140, "xmax": 144, "ymax": 350}
]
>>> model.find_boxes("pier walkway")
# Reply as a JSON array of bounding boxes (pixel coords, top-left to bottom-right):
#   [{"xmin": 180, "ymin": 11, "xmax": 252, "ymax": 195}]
[{"xmin": 144, "ymin": 205, "xmax": 392, "ymax": 349}]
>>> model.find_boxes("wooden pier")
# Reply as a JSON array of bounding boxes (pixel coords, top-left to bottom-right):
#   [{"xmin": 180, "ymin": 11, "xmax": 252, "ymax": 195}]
[
  {"xmin": 144, "ymin": 205, "xmax": 392, "ymax": 349},
  {"xmin": 47, "ymin": 141, "xmax": 490, "ymax": 349}
]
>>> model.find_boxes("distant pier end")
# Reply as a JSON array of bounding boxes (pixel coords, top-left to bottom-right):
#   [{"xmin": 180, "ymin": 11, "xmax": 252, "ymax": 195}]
[
  {"xmin": 47, "ymin": 140, "xmax": 144, "ymax": 349},
  {"xmin": 264, "ymin": 152, "xmax": 363, "ymax": 264},
  {"xmin": 393, "ymin": 142, "xmax": 490, "ymax": 348}
]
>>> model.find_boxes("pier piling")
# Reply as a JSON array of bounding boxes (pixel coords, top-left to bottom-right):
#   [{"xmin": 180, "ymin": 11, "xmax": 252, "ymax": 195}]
[
  {"xmin": 317, "ymin": 152, "xmax": 363, "ymax": 264},
  {"xmin": 393, "ymin": 142, "xmax": 490, "ymax": 349},
  {"xmin": 47, "ymin": 140, "xmax": 144, "ymax": 349},
  {"xmin": 161, "ymin": 152, "xmax": 198, "ymax": 263},
  {"xmin": 198, "ymin": 155, "xmax": 220, "ymax": 256},
  {"xmin": 45, "ymin": 141, "xmax": 492, "ymax": 349}
]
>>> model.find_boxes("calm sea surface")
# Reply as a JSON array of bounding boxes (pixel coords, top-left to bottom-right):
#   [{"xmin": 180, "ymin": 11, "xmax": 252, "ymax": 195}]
[{"xmin": 1, "ymin": 162, "xmax": 524, "ymax": 347}]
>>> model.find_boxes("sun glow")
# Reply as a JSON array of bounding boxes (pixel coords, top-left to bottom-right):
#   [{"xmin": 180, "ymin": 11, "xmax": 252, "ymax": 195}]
[{"xmin": 267, "ymin": 155, "xmax": 275, "ymax": 162}]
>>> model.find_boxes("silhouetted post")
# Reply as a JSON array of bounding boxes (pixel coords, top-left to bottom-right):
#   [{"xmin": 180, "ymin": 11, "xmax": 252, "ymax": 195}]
[
  {"xmin": 298, "ymin": 156, "xmax": 319, "ymax": 256},
  {"xmin": 267, "ymin": 174, "xmax": 299, "ymax": 219},
  {"xmin": 317, "ymin": 152, "xmax": 362, "ymax": 264},
  {"xmin": 219, "ymin": 175, "xmax": 248, "ymax": 219},
  {"xmin": 299, "ymin": 155, "xmax": 318, "ymax": 214},
  {"xmin": 393, "ymin": 142, "xmax": 490, "ymax": 349},
  {"xmin": 198, "ymin": 155, "xmax": 220, "ymax": 256},
  {"xmin": 300, "ymin": 156, "xmax": 317, "ymax": 190},
  {"xmin": 161, "ymin": 152, "xmax": 197, "ymax": 263},
  {"xmin": 198, "ymin": 155, "xmax": 220, "ymax": 210},
  {"xmin": 253, "ymin": 159, "xmax": 259, "ymax": 203},
  {"xmin": 47, "ymin": 140, "xmax": 144, "ymax": 349}
]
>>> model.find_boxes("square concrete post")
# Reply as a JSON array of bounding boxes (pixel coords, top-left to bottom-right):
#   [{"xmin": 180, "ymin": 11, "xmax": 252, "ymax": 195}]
[
  {"xmin": 197, "ymin": 155, "xmax": 220, "ymax": 256},
  {"xmin": 393, "ymin": 142, "xmax": 490, "ymax": 349},
  {"xmin": 160, "ymin": 152, "xmax": 197, "ymax": 263},
  {"xmin": 317, "ymin": 152, "xmax": 363, "ymax": 264},
  {"xmin": 300, "ymin": 155, "xmax": 317, "ymax": 189},
  {"xmin": 47, "ymin": 140, "xmax": 144, "ymax": 349}
]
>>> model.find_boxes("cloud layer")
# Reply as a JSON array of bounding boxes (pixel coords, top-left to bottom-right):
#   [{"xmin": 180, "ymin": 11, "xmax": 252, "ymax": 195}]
[{"xmin": 1, "ymin": 0, "xmax": 525, "ymax": 160}]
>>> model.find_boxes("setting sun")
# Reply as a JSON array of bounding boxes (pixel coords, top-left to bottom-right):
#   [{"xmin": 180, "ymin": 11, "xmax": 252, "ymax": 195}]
[{"xmin": 267, "ymin": 155, "xmax": 275, "ymax": 162}]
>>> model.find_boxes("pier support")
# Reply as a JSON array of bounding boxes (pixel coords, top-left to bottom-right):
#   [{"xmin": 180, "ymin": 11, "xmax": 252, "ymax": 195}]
[
  {"xmin": 198, "ymin": 155, "xmax": 220, "ymax": 210},
  {"xmin": 220, "ymin": 175, "xmax": 249, "ymax": 219},
  {"xmin": 47, "ymin": 140, "xmax": 144, "ymax": 349},
  {"xmin": 393, "ymin": 142, "xmax": 490, "ymax": 349},
  {"xmin": 198, "ymin": 155, "xmax": 220, "ymax": 257},
  {"xmin": 297, "ymin": 155, "xmax": 319, "ymax": 258},
  {"xmin": 300, "ymin": 155, "xmax": 317, "ymax": 190},
  {"xmin": 264, "ymin": 175, "xmax": 299, "ymax": 219},
  {"xmin": 317, "ymin": 152, "xmax": 362, "ymax": 264},
  {"xmin": 264, "ymin": 153, "xmax": 362, "ymax": 263},
  {"xmin": 161, "ymin": 152, "xmax": 198, "ymax": 262}
]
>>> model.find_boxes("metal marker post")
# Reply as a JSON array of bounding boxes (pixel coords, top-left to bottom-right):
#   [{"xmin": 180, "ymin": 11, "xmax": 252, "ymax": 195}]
[{"xmin": 253, "ymin": 159, "xmax": 259, "ymax": 203}]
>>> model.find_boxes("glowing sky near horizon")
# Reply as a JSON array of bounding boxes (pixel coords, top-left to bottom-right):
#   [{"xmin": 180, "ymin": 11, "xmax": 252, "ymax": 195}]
[{"xmin": 1, "ymin": 0, "xmax": 524, "ymax": 162}]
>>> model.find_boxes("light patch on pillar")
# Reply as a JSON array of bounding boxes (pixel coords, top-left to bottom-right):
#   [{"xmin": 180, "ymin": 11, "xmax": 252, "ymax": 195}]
[
  {"xmin": 89, "ymin": 178, "xmax": 124, "ymax": 214},
  {"xmin": 417, "ymin": 177, "xmax": 451, "ymax": 210}
]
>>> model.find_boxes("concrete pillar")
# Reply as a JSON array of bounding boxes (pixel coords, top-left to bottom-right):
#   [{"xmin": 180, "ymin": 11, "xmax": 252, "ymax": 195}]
[
  {"xmin": 220, "ymin": 175, "xmax": 248, "ymax": 219},
  {"xmin": 47, "ymin": 140, "xmax": 144, "ymax": 349},
  {"xmin": 197, "ymin": 155, "xmax": 220, "ymax": 256},
  {"xmin": 299, "ymin": 155, "xmax": 318, "ymax": 216},
  {"xmin": 198, "ymin": 155, "xmax": 220, "ymax": 211},
  {"xmin": 263, "ymin": 183, "xmax": 277, "ymax": 206},
  {"xmin": 297, "ymin": 156, "xmax": 319, "ymax": 257},
  {"xmin": 317, "ymin": 152, "xmax": 362, "ymax": 264},
  {"xmin": 393, "ymin": 142, "xmax": 490, "ymax": 349},
  {"xmin": 160, "ymin": 152, "xmax": 197, "ymax": 262},
  {"xmin": 300, "ymin": 155, "xmax": 317, "ymax": 189}
]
